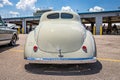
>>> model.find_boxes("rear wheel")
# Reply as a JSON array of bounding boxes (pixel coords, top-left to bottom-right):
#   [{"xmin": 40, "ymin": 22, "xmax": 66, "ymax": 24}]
[{"xmin": 9, "ymin": 35, "xmax": 17, "ymax": 46}]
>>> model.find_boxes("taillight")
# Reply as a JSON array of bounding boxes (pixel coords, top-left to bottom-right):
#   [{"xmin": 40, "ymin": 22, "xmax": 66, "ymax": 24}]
[
  {"xmin": 33, "ymin": 45, "xmax": 38, "ymax": 52},
  {"xmin": 82, "ymin": 46, "xmax": 87, "ymax": 52}
]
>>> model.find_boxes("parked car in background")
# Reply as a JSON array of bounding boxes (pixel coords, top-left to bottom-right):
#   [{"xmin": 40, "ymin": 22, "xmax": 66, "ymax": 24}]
[
  {"xmin": 24, "ymin": 11, "xmax": 97, "ymax": 64},
  {"xmin": 0, "ymin": 16, "xmax": 19, "ymax": 46},
  {"xmin": 7, "ymin": 23, "xmax": 20, "ymax": 30}
]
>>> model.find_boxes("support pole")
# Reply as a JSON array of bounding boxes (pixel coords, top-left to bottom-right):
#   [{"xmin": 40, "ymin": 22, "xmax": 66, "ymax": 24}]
[
  {"xmin": 93, "ymin": 26, "xmax": 96, "ymax": 35},
  {"xmin": 96, "ymin": 16, "xmax": 102, "ymax": 35},
  {"xmin": 22, "ymin": 19, "xmax": 26, "ymax": 34},
  {"xmin": 18, "ymin": 28, "xmax": 20, "ymax": 34},
  {"xmin": 100, "ymin": 26, "xmax": 103, "ymax": 35},
  {"xmin": 22, "ymin": 28, "xmax": 24, "ymax": 34}
]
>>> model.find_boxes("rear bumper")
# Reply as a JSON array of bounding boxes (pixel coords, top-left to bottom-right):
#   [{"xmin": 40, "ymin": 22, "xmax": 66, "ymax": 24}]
[{"xmin": 25, "ymin": 57, "xmax": 97, "ymax": 64}]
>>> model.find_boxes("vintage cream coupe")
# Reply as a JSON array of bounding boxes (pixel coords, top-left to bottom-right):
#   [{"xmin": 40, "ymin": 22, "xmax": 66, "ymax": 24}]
[{"xmin": 24, "ymin": 11, "xmax": 97, "ymax": 64}]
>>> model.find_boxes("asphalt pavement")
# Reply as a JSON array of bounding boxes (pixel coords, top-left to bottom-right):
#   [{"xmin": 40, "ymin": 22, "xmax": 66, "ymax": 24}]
[{"xmin": 0, "ymin": 34, "xmax": 120, "ymax": 80}]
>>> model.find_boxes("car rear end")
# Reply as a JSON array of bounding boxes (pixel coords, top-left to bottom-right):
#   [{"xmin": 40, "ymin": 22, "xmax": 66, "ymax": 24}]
[
  {"xmin": 24, "ymin": 11, "xmax": 97, "ymax": 64},
  {"xmin": 24, "ymin": 22, "xmax": 96, "ymax": 64}
]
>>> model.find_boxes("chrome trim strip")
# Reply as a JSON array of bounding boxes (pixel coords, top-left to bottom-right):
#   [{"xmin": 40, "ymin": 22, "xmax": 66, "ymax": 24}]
[
  {"xmin": 25, "ymin": 57, "xmax": 97, "ymax": 64},
  {"xmin": 25, "ymin": 57, "xmax": 95, "ymax": 60}
]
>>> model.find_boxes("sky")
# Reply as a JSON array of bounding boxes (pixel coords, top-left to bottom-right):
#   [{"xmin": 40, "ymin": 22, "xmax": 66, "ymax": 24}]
[{"xmin": 0, "ymin": 0, "xmax": 120, "ymax": 18}]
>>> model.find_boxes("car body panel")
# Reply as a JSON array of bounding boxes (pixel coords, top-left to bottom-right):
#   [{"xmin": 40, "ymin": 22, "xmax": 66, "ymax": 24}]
[
  {"xmin": 37, "ymin": 21, "xmax": 85, "ymax": 53},
  {"xmin": 24, "ymin": 11, "xmax": 97, "ymax": 64}
]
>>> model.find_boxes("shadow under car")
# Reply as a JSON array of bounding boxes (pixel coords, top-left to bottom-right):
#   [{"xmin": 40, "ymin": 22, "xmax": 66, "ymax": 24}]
[
  {"xmin": 0, "ymin": 44, "xmax": 19, "ymax": 53},
  {"xmin": 25, "ymin": 60, "xmax": 102, "ymax": 76}
]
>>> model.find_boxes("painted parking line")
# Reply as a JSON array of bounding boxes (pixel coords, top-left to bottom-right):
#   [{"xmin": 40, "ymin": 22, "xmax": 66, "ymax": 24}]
[
  {"xmin": 97, "ymin": 58, "xmax": 120, "ymax": 62},
  {"xmin": 9, "ymin": 49, "xmax": 24, "ymax": 52},
  {"xmin": 9, "ymin": 49, "xmax": 120, "ymax": 62}
]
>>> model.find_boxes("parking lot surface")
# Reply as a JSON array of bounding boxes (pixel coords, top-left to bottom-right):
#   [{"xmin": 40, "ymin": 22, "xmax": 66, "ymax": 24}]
[{"xmin": 0, "ymin": 34, "xmax": 120, "ymax": 80}]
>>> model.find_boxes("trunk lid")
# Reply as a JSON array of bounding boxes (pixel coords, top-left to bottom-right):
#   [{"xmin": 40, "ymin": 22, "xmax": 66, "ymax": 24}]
[{"xmin": 37, "ymin": 21, "xmax": 85, "ymax": 53}]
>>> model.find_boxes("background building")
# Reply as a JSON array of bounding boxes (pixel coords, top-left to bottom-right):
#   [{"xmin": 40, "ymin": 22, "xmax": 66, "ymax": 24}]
[{"xmin": 3, "ymin": 10, "xmax": 120, "ymax": 35}]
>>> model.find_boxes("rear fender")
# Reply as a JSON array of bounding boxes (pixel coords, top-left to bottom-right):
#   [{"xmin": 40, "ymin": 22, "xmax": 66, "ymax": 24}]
[
  {"xmin": 82, "ymin": 31, "xmax": 97, "ymax": 57},
  {"xmin": 24, "ymin": 31, "xmax": 36, "ymax": 58}
]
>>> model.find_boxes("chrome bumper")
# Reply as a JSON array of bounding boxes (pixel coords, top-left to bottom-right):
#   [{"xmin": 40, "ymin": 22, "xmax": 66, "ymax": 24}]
[{"xmin": 25, "ymin": 57, "xmax": 97, "ymax": 64}]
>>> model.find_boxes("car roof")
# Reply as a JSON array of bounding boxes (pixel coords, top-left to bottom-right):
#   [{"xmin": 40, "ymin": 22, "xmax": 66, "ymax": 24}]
[{"xmin": 40, "ymin": 11, "xmax": 80, "ymax": 22}]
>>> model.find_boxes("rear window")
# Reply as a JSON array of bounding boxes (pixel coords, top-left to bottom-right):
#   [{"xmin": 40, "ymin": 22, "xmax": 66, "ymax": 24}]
[
  {"xmin": 61, "ymin": 13, "xmax": 73, "ymax": 19},
  {"xmin": 47, "ymin": 13, "xmax": 59, "ymax": 19}
]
